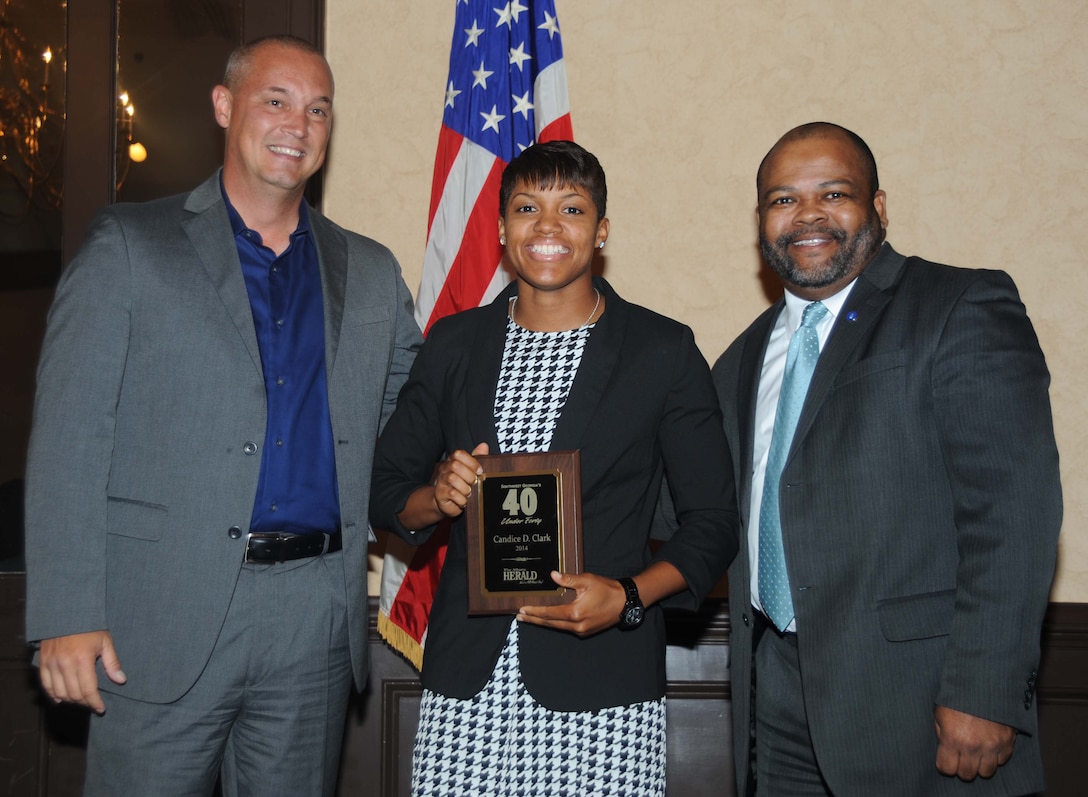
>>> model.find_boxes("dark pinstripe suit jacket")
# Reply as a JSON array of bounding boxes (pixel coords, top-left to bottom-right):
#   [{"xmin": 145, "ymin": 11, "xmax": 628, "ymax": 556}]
[{"xmin": 713, "ymin": 243, "xmax": 1061, "ymax": 796}]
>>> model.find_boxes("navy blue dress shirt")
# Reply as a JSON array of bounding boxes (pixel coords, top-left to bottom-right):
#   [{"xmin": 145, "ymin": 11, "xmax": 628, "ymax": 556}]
[{"xmin": 225, "ymin": 189, "xmax": 340, "ymax": 534}]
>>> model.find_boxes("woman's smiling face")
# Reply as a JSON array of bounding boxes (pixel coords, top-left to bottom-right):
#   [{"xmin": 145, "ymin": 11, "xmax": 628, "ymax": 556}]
[{"xmin": 498, "ymin": 179, "xmax": 608, "ymax": 295}]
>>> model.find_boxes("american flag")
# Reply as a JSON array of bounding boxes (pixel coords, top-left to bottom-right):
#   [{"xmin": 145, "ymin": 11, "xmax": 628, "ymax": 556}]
[{"xmin": 377, "ymin": 0, "xmax": 573, "ymax": 669}]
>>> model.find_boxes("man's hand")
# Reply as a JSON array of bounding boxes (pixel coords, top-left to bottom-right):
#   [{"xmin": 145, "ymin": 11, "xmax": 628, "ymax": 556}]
[
  {"xmin": 39, "ymin": 630, "xmax": 126, "ymax": 715},
  {"xmin": 934, "ymin": 704, "xmax": 1015, "ymax": 780}
]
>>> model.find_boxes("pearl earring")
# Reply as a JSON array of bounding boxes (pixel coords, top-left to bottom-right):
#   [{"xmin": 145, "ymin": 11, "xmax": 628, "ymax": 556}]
[
  {"xmin": 500, "ymin": 237, "xmax": 506, "ymax": 246},
  {"xmin": 598, "ymin": 241, "xmax": 605, "ymax": 249}
]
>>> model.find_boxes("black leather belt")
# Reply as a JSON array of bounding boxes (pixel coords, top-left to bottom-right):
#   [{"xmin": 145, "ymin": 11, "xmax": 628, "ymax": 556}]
[{"xmin": 243, "ymin": 530, "xmax": 342, "ymax": 564}]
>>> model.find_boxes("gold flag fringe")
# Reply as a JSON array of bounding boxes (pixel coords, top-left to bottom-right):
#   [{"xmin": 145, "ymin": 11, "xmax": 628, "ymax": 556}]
[{"xmin": 377, "ymin": 610, "xmax": 424, "ymax": 672}]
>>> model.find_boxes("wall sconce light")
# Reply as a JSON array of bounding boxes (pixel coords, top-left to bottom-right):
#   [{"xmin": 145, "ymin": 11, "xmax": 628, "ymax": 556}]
[{"xmin": 116, "ymin": 88, "xmax": 148, "ymax": 189}]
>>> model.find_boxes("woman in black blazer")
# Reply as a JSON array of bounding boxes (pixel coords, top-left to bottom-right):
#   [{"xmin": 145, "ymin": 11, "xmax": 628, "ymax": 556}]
[{"xmin": 371, "ymin": 141, "xmax": 737, "ymax": 796}]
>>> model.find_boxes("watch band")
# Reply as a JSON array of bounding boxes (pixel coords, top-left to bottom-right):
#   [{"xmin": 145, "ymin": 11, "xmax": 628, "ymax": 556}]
[{"xmin": 617, "ymin": 576, "xmax": 645, "ymax": 630}]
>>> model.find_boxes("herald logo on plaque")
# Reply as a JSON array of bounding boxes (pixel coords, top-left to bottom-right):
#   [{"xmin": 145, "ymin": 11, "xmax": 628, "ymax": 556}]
[{"xmin": 465, "ymin": 451, "xmax": 584, "ymax": 614}]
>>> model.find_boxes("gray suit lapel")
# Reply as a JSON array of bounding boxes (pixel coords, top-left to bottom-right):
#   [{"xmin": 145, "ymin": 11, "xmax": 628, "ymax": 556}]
[
  {"xmin": 789, "ymin": 244, "xmax": 906, "ymax": 460},
  {"xmin": 183, "ymin": 175, "xmax": 263, "ymax": 377},
  {"xmin": 311, "ymin": 212, "xmax": 347, "ymax": 376}
]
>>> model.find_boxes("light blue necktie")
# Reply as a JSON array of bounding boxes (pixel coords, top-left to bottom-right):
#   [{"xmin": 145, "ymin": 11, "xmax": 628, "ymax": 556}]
[{"xmin": 758, "ymin": 301, "xmax": 828, "ymax": 631}]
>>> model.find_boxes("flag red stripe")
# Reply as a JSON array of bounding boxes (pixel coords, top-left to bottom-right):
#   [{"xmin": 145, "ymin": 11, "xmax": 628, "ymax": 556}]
[
  {"xmin": 539, "ymin": 113, "xmax": 573, "ymax": 143},
  {"xmin": 387, "ymin": 524, "xmax": 450, "ymax": 643},
  {"xmin": 427, "ymin": 127, "xmax": 465, "ymax": 234},
  {"xmin": 422, "ymin": 157, "xmax": 505, "ymax": 334}
]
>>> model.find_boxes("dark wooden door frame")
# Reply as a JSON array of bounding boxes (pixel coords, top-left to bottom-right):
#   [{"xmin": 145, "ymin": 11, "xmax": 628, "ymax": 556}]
[{"xmin": 61, "ymin": 0, "xmax": 325, "ymax": 266}]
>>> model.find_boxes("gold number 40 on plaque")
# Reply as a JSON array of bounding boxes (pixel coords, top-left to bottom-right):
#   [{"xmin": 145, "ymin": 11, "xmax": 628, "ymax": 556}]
[{"xmin": 502, "ymin": 487, "xmax": 539, "ymax": 517}]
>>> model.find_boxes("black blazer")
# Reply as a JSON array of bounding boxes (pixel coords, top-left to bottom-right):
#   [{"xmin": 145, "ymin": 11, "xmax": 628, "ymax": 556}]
[
  {"xmin": 371, "ymin": 277, "xmax": 738, "ymax": 711},
  {"xmin": 714, "ymin": 244, "xmax": 1061, "ymax": 795}
]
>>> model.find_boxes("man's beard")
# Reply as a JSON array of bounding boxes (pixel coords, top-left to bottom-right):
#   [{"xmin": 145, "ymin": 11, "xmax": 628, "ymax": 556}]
[{"xmin": 760, "ymin": 214, "xmax": 884, "ymax": 290}]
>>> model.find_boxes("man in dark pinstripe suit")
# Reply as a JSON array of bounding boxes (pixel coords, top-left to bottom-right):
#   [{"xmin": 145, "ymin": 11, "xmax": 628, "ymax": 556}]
[{"xmin": 713, "ymin": 122, "xmax": 1061, "ymax": 796}]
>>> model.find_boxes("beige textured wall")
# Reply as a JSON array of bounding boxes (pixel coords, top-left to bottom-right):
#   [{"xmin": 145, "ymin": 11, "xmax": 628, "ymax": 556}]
[{"xmin": 325, "ymin": 1, "xmax": 1087, "ymax": 601}]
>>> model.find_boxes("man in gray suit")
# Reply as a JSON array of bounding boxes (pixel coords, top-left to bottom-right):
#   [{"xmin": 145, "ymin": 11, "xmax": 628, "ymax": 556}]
[
  {"xmin": 713, "ymin": 122, "xmax": 1061, "ymax": 795},
  {"xmin": 24, "ymin": 35, "xmax": 421, "ymax": 795}
]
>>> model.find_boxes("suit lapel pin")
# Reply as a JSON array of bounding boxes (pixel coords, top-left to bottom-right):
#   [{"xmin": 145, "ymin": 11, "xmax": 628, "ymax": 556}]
[{"xmin": 846, "ymin": 311, "xmax": 858, "ymax": 322}]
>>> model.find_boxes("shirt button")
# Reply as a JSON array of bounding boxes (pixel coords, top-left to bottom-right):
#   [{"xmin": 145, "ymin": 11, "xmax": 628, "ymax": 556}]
[
  {"xmin": 243, "ymin": 441, "xmax": 258, "ymax": 455},
  {"xmin": 275, "ymin": 318, "xmax": 284, "ymax": 327},
  {"xmin": 228, "ymin": 526, "xmax": 243, "ymax": 539},
  {"xmin": 276, "ymin": 439, "xmax": 284, "ymax": 447},
  {"xmin": 270, "ymin": 503, "xmax": 278, "ymax": 512},
  {"xmin": 276, "ymin": 377, "xmax": 285, "ymax": 387}
]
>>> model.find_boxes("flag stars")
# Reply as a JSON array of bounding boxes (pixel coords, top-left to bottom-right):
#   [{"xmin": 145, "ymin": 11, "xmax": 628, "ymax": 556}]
[
  {"xmin": 440, "ymin": 2, "xmax": 566, "ymax": 163},
  {"xmin": 445, "ymin": 81, "xmax": 462, "ymax": 109},
  {"xmin": 480, "ymin": 105, "xmax": 506, "ymax": 133},
  {"xmin": 509, "ymin": 0, "xmax": 529, "ymax": 23},
  {"xmin": 472, "ymin": 61, "xmax": 494, "ymax": 89},
  {"xmin": 538, "ymin": 10, "xmax": 560, "ymax": 39},
  {"xmin": 509, "ymin": 42, "xmax": 532, "ymax": 70},
  {"xmin": 464, "ymin": 19, "xmax": 484, "ymax": 47},
  {"xmin": 511, "ymin": 90, "xmax": 533, "ymax": 119}
]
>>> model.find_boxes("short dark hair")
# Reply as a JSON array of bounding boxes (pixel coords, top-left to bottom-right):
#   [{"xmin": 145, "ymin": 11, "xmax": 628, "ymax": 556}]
[
  {"xmin": 499, "ymin": 141, "xmax": 607, "ymax": 220},
  {"xmin": 758, "ymin": 122, "xmax": 880, "ymax": 198},
  {"xmin": 223, "ymin": 35, "xmax": 326, "ymax": 90}
]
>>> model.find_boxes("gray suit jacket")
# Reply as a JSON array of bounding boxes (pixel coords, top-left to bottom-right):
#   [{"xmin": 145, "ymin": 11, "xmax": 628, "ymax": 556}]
[
  {"xmin": 24, "ymin": 172, "xmax": 422, "ymax": 701},
  {"xmin": 713, "ymin": 244, "xmax": 1061, "ymax": 796}
]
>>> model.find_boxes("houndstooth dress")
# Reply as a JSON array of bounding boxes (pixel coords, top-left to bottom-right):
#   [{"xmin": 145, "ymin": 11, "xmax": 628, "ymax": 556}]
[{"xmin": 411, "ymin": 309, "xmax": 667, "ymax": 797}]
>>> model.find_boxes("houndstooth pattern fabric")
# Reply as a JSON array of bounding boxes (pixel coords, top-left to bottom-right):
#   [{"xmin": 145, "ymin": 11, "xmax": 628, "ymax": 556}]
[
  {"xmin": 412, "ymin": 621, "xmax": 666, "ymax": 796},
  {"xmin": 493, "ymin": 309, "xmax": 593, "ymax": 453}
]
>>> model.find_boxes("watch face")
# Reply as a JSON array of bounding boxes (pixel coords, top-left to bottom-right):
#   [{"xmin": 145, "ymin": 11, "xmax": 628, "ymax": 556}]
[{"xmin": 623, "ymin": 605, "xmax": 644, "ymax": 627}]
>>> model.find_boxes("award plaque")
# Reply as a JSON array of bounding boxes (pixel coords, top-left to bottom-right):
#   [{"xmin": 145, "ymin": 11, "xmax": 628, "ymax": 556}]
[{"xmin": 465, "ymin": 450, "xmax": 584, "ymax": 615}]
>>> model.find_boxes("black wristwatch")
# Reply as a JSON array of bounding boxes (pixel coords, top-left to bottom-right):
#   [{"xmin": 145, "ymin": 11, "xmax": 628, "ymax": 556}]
[{"xmin": 617, "ymin": 576, "xmax": 645, "ymax": 630}]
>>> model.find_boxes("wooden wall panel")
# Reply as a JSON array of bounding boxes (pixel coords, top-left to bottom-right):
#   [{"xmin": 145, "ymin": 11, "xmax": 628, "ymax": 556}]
[
  {"xmin": 1037, "ymin": 603, "xmax": 1088, "ymax": 794},
  {"xmin": 4, "ymin": 577, "xmax": 1086, "ymax": 796}
]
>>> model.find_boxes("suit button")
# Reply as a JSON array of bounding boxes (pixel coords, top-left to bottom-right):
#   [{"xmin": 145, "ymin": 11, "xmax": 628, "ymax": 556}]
[
  {"xmin": 743, "ymin": 613, "xmax": 751, "ymax": 627},
  {"xmin": 228, "ymin": 526, "xmax": 243, "ymax": 539},
  {"xmin": 243, "ymin": 441, "xmax": 258, "ymax": 455}
]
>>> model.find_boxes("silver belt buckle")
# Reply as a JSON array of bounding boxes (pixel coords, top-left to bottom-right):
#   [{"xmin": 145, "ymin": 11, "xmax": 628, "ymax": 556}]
[
  {"xmin": 243, "ymin": 531, "xmax": 286, "ymax": 564},
  {"xmin": 242, "ymin": 531, "xmax": 259, "ymax": 564}
]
